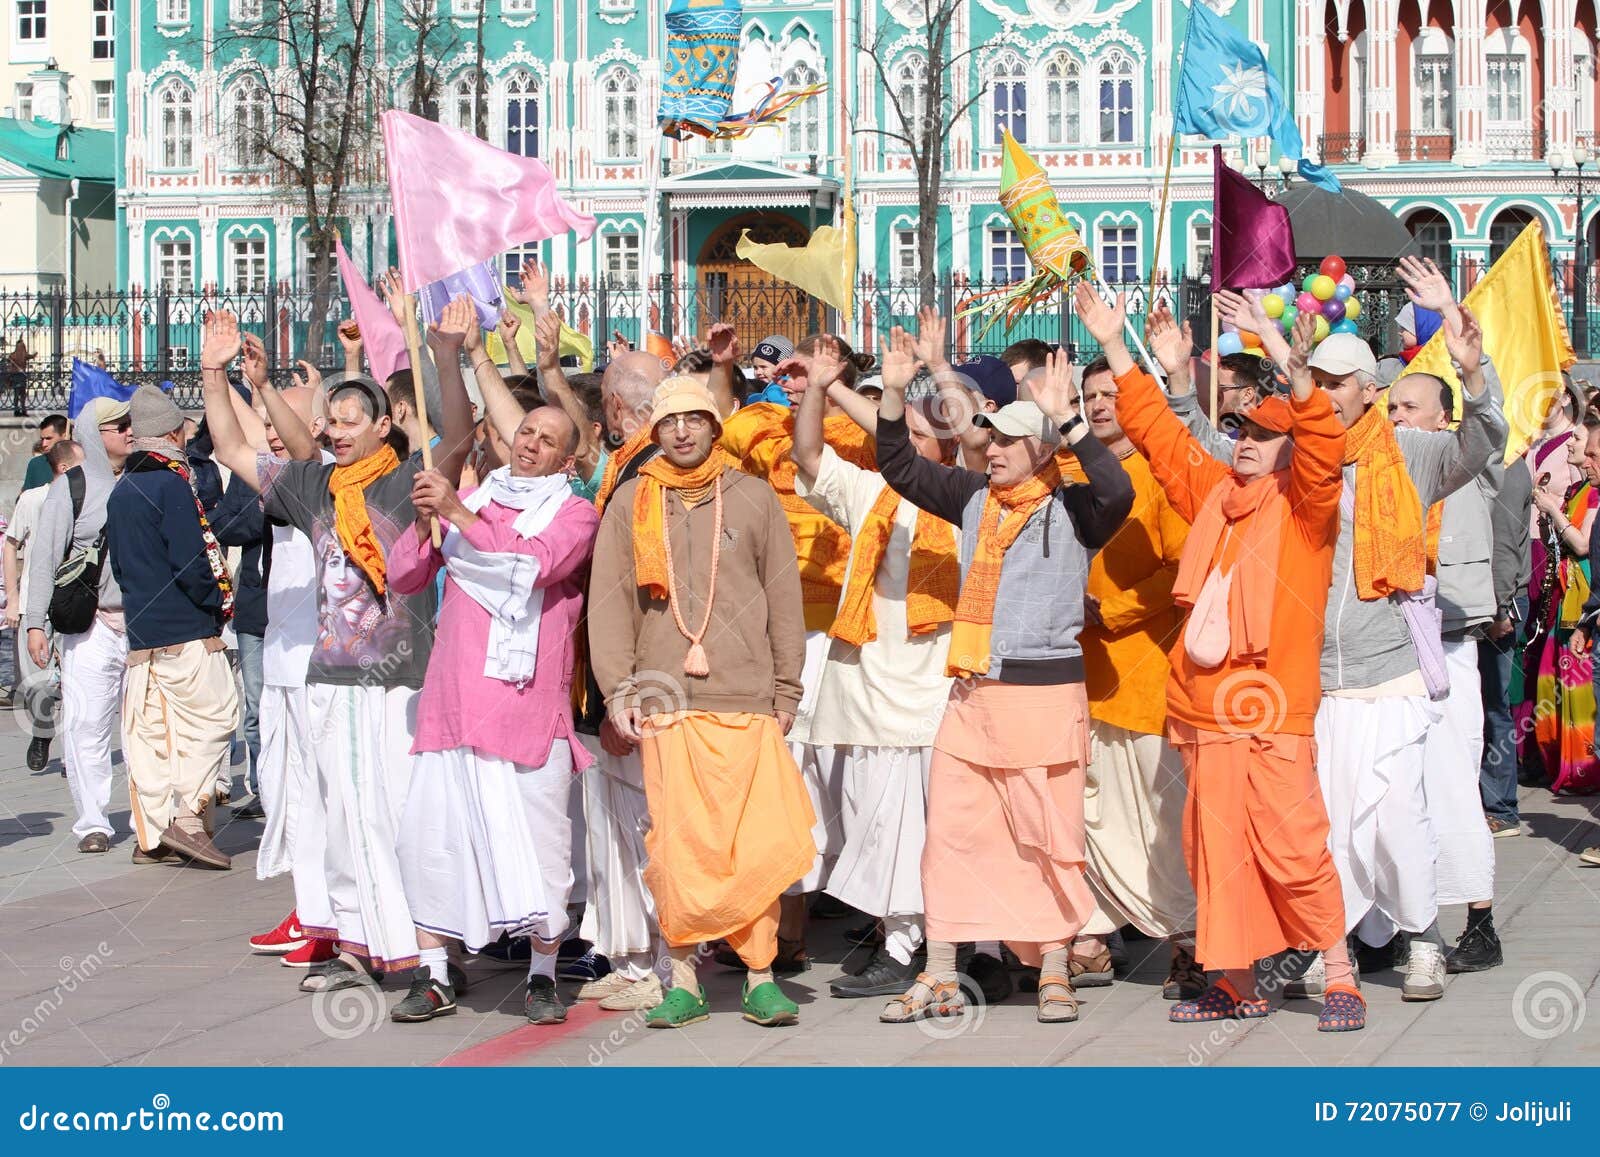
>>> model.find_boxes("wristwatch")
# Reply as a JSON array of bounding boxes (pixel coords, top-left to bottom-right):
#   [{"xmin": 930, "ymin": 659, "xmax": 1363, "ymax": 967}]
[{"xmin": 1058, "ymin": 415, "xmax": 1086, "ymax": 438}]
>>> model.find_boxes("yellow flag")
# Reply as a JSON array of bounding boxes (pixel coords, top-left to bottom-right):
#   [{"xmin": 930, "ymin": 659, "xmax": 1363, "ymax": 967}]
[
  {"xmin": 1399, "ymin": 219, "xmax": 1575, "ymax": 462},
  {"xmin": 484, "ymin": 285, "xmax": 595, "ymax": 373},
  {"xmin": 735, "ymin": 226, "xmax": 850, "ymax": 315}
]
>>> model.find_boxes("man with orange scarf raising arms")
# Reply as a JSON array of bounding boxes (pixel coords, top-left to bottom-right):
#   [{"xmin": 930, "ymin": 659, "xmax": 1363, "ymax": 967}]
[
  {"xmin": 588, "ymin": 375, "xmax": 816, "ymax": 1029},
  {"xmin": 1082, "ymin": 285, "xmax": 1361, "ymax": 1031},
  {"xmin": 871, "ymin": 334, "xmax": 1133, "ymax": 1025},
  {"xmin": 203, "ymin": 298, "xmax": 476, "ymax": 993}
]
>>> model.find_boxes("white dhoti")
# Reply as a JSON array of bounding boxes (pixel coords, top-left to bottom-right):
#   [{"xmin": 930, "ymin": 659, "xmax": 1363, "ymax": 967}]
[
  {"xmin": 306, "ymin": 683, "xmax": 419, "ymax": 971},
  {"xmin": 1315, "ymin": 693, "xmax": 1440, "ymax": 945},
  {"xmin": 256, "ymin": 684, "xmax": 313, "ymax": 881},
  {"xmin": 1424, "ymin": 639, "xmax": 1495, "ymax": 906},
  {"xmin": 399, "ymin": 741, "xmax": 575, "ymax": 953},
  {"xmin": 577, "ymin": 738, "xmax": 661, "ymax": 980},
  {"xmin": 1081, "ymin": 720, "xmax": 1198, "ymax": 940},
  {"xmin": 824, "ymin": 745, "xmax": 929, "ymax": 918},
  {"xmin": 788, "ymin": 629, "xmax": 843, "ymax": 894}
]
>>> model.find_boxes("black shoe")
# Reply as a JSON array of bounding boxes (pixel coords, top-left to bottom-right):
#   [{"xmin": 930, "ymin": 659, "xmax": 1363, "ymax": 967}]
[
  {"xmin": 26, "ymin": 736, "xmax": 48, "ymax": 772},
  {"xmin": 557, "ymin": 936, "xmax": 591, "ymax": 963},
  {"xmin": 964, "ymin": 950, "xmax": 1014, "ymax": 1005},
  {"xmin": 843, "ymin": 919, "xmax": 882, "ymax": 946},
  {"xmin": 447, "ymin": 960, "xmax": 469, "ymax": 996},
  {"xmin": 830, "ymin": 947, "xmax": 923, "ymax": 998},
  {"xmin": 1445, "ymin": 923, "xmax": 1504, "ymax": 974},
  {"xmin": 478, "ymin": 934, "xmax": 532, "ymax": 968},
  {"xmin": 525, "ymin": 975, "xmax": 567, "ymax": 1024},
  {"xmin": 391, "ymin": 972, "xmax": 456, "ymax": 1022},
  {"xmin": 1355, "ymin": 931, "xmax": 1406, "ymax": 973},
  {"xmin": 232, "ymin": 797, "xmax": 266, "ymax": 820},
  {"xmin": 809, "ymin": 893, "xmax": 854, "ymax": 920}
]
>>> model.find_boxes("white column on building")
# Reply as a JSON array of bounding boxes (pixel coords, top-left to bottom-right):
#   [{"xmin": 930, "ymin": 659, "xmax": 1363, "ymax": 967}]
[
  {"xmin": 128, "ymin": 216, "xmax": 147, "ymax": 292},
  {"xmin": 1151, "ymin": 0, "xmax": 1174, "ymax": 279},
  {"xmin": 950, "ymin": 197, "xmax": 971, "ymax": 279},
  {"xmin": 1547, "ymin": 4, "xmax": 1576, "ymax": 161},
  {"xmin": 858, "ymin": 202, "xmax": 878, "ymax": 280},
  {"xmin": 1455, "ymin": 0, "xmax": 1488, "ymax": 166},
  {"xmin": 200, "ymin": 210, "xmax": 219, "ymax": 293},
  {"xmin": 1297, "ymin": 0, "xmax": 1328, "ymax": 164},
  {"xmin": 1364, "ymin": 0, "xmax": 1400, "ymax": 167},
  {"xmin": 372, "ymin": 212, "xmax": 391, "ymax": 277},
  {"xmin": 272, "ymin": 211, "xmax": 293, "ymax": 287}
]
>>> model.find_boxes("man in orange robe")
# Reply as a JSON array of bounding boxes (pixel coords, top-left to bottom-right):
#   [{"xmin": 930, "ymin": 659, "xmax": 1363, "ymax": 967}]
[{"xmin": 1076, "ymin": 283, "xmax": 1364, "ymax": 1032}]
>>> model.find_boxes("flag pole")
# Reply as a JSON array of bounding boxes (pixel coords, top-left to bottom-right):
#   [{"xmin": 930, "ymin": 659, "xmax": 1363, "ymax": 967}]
[
  {"xmin": 1093, "ymin": 274, "xmax": 1165, "ymax": 385},
  {"xmin": 1150, "ymin": 13, "xmax": 1195, "ymax": 298},
  {"xmin": 398, "ymin": 291, "xmax": 441, "ymax": 549}
]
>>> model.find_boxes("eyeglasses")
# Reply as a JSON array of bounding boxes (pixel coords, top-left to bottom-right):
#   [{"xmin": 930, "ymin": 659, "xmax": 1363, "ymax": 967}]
[
  {"xmin": 98, "ymin": 418, "xmax": 131, "ymax": 433},
  {"xmin": 655, "ymin": 413, "xmax": 711, "ymax": 434}
]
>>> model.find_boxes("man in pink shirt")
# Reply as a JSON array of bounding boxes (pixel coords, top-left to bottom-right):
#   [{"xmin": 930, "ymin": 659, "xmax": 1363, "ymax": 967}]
[{"xmin": 387, "ymin": 399, "xmax": 600, "ymax": 1026}]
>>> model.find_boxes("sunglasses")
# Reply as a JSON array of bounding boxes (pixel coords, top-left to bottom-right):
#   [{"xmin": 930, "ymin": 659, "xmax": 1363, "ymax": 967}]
[{"xmin": 98, "ymin": 417, "xmax": 132, "ymax": 433}]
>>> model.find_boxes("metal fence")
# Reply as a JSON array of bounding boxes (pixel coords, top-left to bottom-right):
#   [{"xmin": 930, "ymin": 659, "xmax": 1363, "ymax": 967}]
[{"xmin": 0, "ymin": 258, "xmax": 1593, "ymax": 413}]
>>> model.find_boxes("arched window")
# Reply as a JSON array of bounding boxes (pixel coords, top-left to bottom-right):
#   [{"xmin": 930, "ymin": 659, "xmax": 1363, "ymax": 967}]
[
  {"xmin": 1485, "ymin": 28, "xmax": 1530, "ymax": 126},
  {"xmin": 1044, "ymin": 53, "xmax": 1081, "ymax": 146},
  {"xmin": 990, "ymin": 51, "xmax": 1027, "ymax": 144},
  {"xmin": 784, "ymin": 62, "xmax": 822, "ymax": 155},
  {"xmin": 893, "ymin": 53, "xmax": 928, "ymax": 145},
  {"xmin": 504, "ymin": 70, "xmax": 539, "ymax": 157},
  {"xmin": 1414, "ymin": 29, "xmax": 1454, "ymax": 136},
  {"xmin": 155, "ymin": 80, "xmax": 194, "ymax": 169},
  {"xmin": 1097, "ymin": 50, "xmax": 1135, "ymax": 144},
  {"xmin": 1489, "ymin": 207, "xmax": 1537, "ymax": 263},
  {"xmin": 452, "ymin": 72, "xmax": 478, "ymax": 134},
  {"xmin": 1407, "ymin": 208, "xmax": 1453, "ymax": 268},
  {"xmin": 601, "ymin": 67, "xmax": 639, "ymax": 159},
  {"xmin": 226, "ymin": 76, "xmax": 270, "ymax": 169}
]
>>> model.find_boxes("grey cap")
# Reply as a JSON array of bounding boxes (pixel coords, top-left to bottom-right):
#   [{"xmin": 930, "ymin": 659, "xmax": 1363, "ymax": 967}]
[
  {"xmin": 129, "ymin": 384, "xmax": 184, "ymax": 438},
  {"xmin": 973, "ymin": 400, "xmax": 1061, "ymax": 445}
]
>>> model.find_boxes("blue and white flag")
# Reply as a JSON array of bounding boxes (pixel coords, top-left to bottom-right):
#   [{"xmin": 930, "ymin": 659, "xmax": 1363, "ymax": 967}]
[
  {"xmin": 67, "ymin": 358, "xmax": 174, "ymax": 420},
  {"xmin": 1174, "ymin": 2, "xmax": 1341, "ymax": 192}
]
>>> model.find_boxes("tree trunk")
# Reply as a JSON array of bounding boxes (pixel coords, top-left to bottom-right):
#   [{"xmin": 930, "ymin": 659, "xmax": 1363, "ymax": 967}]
[
  {"xmin": 474, "ymin": 8, "xmax": 489, "ymax": 140},
  {"xmin": 304, "ymin": 230, "xmax": 336, "ymax": 365}
]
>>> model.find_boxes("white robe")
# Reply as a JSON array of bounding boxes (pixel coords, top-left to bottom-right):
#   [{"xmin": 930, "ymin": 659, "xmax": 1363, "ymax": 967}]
[
  {"xmin": 823, "ymin": 745, "xmax": 930, "ymax": 922},
  {"xmin": 577, "ymin": 738, "xmax": 660, "ymax": 980},
  {"xmin": 1423, "ymin": 638, "xmax": 1496, "ymax": 905},
  {"xmin": 786, "ymin": 630, "xmax": 844, "ymax": 895}
]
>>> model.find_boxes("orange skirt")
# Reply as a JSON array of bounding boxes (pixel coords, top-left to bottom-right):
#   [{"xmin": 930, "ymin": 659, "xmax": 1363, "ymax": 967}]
[
  {"xmin": 639, "ymin": 711, "xmax": 817, "ymax": 946},
  {"xmin": 1169, "ymin": 720, "xmax": 1345, "ymax": 970},
  {"xmin": 922, "ymin": 681, "xmax": 1095, "ymax": 964}
]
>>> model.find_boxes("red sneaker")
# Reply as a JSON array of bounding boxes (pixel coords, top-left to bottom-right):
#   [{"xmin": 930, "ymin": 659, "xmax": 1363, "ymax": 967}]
[
  {"xmin": 249, "ymin": 911, "xmax": 308, "ymax": 955},
  {"xmin": 280, "ymin": 938, "xmax": 338, "ymax": 968}
]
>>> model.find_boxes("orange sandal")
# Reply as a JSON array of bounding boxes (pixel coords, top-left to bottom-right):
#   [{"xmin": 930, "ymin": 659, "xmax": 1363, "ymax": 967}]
[{"xmin": 880, "ymin": 973, "xmax": 965, "ymax": 1023}]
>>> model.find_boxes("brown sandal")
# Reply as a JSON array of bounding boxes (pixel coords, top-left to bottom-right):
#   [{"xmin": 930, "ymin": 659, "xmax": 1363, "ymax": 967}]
[
  {"xmin": 880, "ymin": 973, "xmax": 965, "ymax": 1023},
  {"xmin": 1036, "ymin": 973, "xmax": 1080, "ymax": 1023}
]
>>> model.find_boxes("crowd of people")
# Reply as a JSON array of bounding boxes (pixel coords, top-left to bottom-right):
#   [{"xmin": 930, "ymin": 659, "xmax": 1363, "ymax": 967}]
[{"xmin": 13, "ymin": 252, "xmax": 1599, "ymax": 1036}]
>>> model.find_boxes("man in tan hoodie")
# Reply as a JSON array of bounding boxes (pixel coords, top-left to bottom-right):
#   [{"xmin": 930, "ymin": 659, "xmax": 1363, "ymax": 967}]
[{"xmin": 588, "ymin": 375, "xmax": 814, "ymax": 1030}]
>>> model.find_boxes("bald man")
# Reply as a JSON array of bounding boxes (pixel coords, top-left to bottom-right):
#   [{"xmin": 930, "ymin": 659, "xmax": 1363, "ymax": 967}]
[{"xmin": 1388, "ymin": 372, "xmax": 1504, "ymax": 976}]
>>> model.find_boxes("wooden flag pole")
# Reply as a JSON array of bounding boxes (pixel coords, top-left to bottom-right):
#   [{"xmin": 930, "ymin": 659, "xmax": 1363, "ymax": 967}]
[
  {"xmin": 1148, "ymin": 128, "xmax": 1181, "ymax": 292},
  {"xmin": 398, "ymin": 294, "xmax": 441, "ymax": 548},
  {"xmin": 1093, "ymin": 274, "xmax": 1166, "ymax": 386},
  {"xmin": 1207, "ymin": 293, "xmax": 1221, "ymax": 426}
]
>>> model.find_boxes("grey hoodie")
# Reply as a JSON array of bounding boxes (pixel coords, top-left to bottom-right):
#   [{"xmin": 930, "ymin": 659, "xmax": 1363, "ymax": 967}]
[
  {"xmin": 24, "ymin": 421, "xmax": 123, "ymax": 632},
  {"xmin": 1435, "ymin": 467, "xmax": 1499, "ymax": 637}
]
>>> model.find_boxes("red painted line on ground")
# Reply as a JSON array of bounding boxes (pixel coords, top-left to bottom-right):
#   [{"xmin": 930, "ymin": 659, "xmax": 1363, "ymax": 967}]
[{"xmin": 439, "ymin": 999, "xmax": 622, "ymax": 1066}]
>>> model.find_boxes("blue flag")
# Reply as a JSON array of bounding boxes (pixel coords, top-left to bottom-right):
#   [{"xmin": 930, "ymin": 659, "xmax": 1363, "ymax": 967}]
[
  {"xmin": 1174, "ymin": 2, "xmax": 1341, "ymax": 192},
  {"xmin": 68, "ymin": 359, "xmax": 172, "ymax": 420}
]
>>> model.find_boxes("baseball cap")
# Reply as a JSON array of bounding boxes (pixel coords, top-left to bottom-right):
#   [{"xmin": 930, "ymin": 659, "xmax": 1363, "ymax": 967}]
[
  {"xmin": 89, "ymin": 396, "xmax": 131, "ymax": 425},
  {"xmin": 957, "ymin": 355, "xmax": 1017, "ymax": 408},
  {"xmin": 647, "ymin": 375, "xmax": 722, "ymax": 438},
  {"xmin": 1307, "ymin": 333, "xmax": 1378, "ymax": 380},
  {"xmin": 751, "ymin": 335, "xmax": 794, "ymax": 366},
  {"xmin": 973, "ymin": 400, "xmax": 1060, "ymax": 445},
  {"xmin": 854, "ymin": 374, "xmax": 884, "ymax": 396},
  {"xmin": 1240, "ymin": 396, "xmax": 1293, "ymax": 435}
]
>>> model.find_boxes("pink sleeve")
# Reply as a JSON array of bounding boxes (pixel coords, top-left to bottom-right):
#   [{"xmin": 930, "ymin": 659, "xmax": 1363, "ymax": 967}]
[
  {"xmin": 459, "ymin": 497, "xmax": 601, "ymax": 589},
  {"xmin": 386, "ymin": 522, "xmax": 440, "ymax": 596}
]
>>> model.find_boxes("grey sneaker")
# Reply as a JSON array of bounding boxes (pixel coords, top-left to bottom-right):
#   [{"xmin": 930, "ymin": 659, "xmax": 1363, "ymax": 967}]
[
  {"xmin": 1283, "ymin": 953, "xmax": 1326, "ymax": 999},
  {"xmin": 1487, "ymin": 816, "xmax": 1522, "ymax": 839},
  {"xmin": 1402, "ymin": 940, "xmax": 1446, "ymax": 1001},
  {"xmin": 391, "ymin": 972, "xmax": 456, "ymax": 1022},
  {"xmin": 524, "ymin": 975, "xmax": 567, "ymax": 1025}
]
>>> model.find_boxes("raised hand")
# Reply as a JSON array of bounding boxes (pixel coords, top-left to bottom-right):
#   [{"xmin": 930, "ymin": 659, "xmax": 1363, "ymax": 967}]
[
  {"xmin": 774, "ymin": 356, "xmax": 810, "ymax": 399},
  {"xmin": 535, "ymin": 309, "xmax": 562, "ymax": 370},
  {"xmin": 1442, "ymin": 303, "xmax": 1484, "ymax": 371},
  {"xmin": 337, "ymin": 318, "xmax": 362, "ymax": 355},
  {"xmin": 520, "ymin": 259, "xmax": 552, "ymax": 313},
  {"xmin": 380, "ymin": 267, "xmax": 414, "ymax": 331},
  {"xmin": 707, "ymin": 322, "xmax": 740, "ymax": 366},
  {"xmin": 881, "ymin": 326, "xmax": 919, "ymax": 395},
  {"xmin": 1145, "ymin": 305, "xmax": 1192, "ymax": 376},
  {"xmin": 1073, "ymin": 282, "xmax": 1127, "ymax": 345},
  {"xmin": 671, "ymin": 335, "xmax": 694, "ymax": 365},
  {"xmin": 807, "ymin": 334, "xmax": 846, "ymax": 392},
  {"xmin": 1397, "ymin": 255, "xmax": 1455, "ymax": 314},
  {"xmin": 428, "ymin": 294, "xmax": 475, "ymax": 356},
  {"xmin": 201, "ymin": 311, "xmax": 243, "ymax": 371},
  {"xmin": 608, "ymin": 329, "xmax": 631, "ymax": 359},
  {"xmin": 292, "ymin": 359, "xmax": 323, "ymax": 391},
  {"xmin": 497, "ymin": 310, "xmax": 521, "ymax": 347},
  {"xmin": 240, "ymin": 331, "xmax": 269, "ymax": 387},
  {"xmin": 1284, "ymin": 310, "xmax": 1319, "ymax": 397},
  {"xmin": 504, "ymin": 282, "xmax": 529, "ymax": 309},
  {"xmin": 911, "ymin": 306, "xmax": 949, "ymax": 370},
  {"xmin": 1030, "ymin": 347, "xmax": 1079, "ymax": 426}
]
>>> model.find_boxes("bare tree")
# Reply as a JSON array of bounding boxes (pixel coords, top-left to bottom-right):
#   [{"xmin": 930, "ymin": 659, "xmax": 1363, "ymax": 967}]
[
  {"xmin": 857, "ymin": 1, "xmax": 989, "ymax": 309},
  {"xmin": 220, "ymin": 0, "xmax": 382, "ymax": 359},
  {"xmin": 398, "ymin": 0, "xmax": 453, "ymax": 119},
  {"xmin": 472, "ymin": 4, "xmax": 489, "ymax": 139}
]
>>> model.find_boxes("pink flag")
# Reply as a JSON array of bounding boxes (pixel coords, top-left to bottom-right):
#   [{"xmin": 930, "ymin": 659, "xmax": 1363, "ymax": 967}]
[
  {"xmin": 382, "ymin": 109, "xmax": 598, "ymax": 292},
  {"xmin": 335, "ymin": 239, "xmax": 409, "ymax": 387}
]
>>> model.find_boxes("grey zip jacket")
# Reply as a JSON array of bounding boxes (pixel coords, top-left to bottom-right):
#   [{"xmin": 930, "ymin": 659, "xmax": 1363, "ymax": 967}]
[{"xmin": 24, "ymin": 420, "xmax": 123, "ymax": 633}]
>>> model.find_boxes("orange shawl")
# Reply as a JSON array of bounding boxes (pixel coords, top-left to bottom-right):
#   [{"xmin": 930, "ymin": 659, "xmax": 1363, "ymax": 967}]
[
  {"xmin": 829, "ymin": 485, "xmax": 960, "ymax": 647},
  {"xmin": 1343, "ymin": 404, "xmax": 1426, "ymax": 600},
  {"xmin": 1171, "ymin": 470, "xmax": 1291, "ymax": 664},
  {"xmin": 632, "ymin": 448, "xmax": 731, "ymax": 600},
  {"xmin": 597, "ymin": 427, "xmax": 656, "ymax": 516},
  {"xmin": 946, "ymin": 461, "xmax": 1061, "ymax": 679},
  {"xmin": 330, "ymin": 444, "xmax": 400, "ymax": 597},
  {"xmin": 1425, "ymin": 501, "xmax": 1444, "ymax": 575}
]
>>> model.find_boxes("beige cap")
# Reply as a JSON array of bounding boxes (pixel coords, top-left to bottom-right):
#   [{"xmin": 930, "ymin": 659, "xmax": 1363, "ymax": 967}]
[
  {"xmin": 1307, "ymin": 333, "xmax": 1378, "ymax": 380},
  {"xmin": 973, "ymin": 400, "xmax": 1061, "ymax": 445},
  {"xmin": 88, "ymin": 396, "xmax": 131, "ymax": 425},
  {"xmin": 647, "ymin": 375, "xmax": 721, "ymax": 438}
]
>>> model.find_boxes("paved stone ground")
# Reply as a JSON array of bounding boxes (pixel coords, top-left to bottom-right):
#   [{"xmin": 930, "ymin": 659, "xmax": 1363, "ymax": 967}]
[{"xmin": 1, "ymin": 717, "xmax": 1598, "ymax": 1068}]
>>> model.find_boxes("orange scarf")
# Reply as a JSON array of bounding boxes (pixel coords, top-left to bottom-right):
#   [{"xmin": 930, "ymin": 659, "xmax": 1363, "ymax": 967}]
[
  {"xmin": 1343, "ymin": 405, "xmax": 1426, "ymax": 600},
  {"xmin": 632, "ymin": 448, "xmax": 731, "ymax": 600},
  {"xmin": 1425, "ymin": 501, "xmax": 1444, "ymax": 575},
  {"xmin": 829, "ymin": 485, "xmax": 960, "ymax": 647},
  {"xmin": 1171, "ymin": 470, "xmax": 1291, "ymax": 664},
  {"xmin": 597, "ymin": 427, "xmax": 656, "ymax": 516},
  {"xmin": 330, "ymin": 444, "xmax": 400, "ymax": 597},
  {"xmin": 946, "ymin": 461, "xmax": 1061, "ymax": 678}
]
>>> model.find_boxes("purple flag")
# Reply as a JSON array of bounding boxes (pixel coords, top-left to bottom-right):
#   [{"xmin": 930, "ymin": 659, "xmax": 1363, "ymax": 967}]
[
  {"xmin": 1210, "ymin": 146, "xmax": 1297, "ymax": 292},
  {"xmin": 419, "ymin": 258, "xmax": 505, "ymax": 331}
]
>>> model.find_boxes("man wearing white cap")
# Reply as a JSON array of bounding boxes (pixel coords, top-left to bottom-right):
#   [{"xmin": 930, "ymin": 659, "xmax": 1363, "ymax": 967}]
[{"xmin": 25, "ymin": 395, "xmax": 133, "ymax": 856}]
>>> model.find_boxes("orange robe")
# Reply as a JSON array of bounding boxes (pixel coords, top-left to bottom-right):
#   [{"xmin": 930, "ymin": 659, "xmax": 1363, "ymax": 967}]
[{"xmin": 1115, "ymin": 367, "xmax": 1348, "ymax": 969}]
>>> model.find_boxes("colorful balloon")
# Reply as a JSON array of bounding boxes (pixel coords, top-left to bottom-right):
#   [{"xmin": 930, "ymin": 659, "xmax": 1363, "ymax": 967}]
[
  {"xmin": 1321, "ymin": 298, "xmax": 1346, "ymax": 323},
  {"xmin": 1296, "ymin": 291, "xmax": 1319, "ymax": 313},
  {"xmin": 1332, "ymin": 318, "xmax": 1360, "ymax": 334},
  {"xmin": 1313, "ymin": 316, "xmax": 1331, "ymax": 343},
  {"xmin": 1338, "ymin": 273, "xmax": 1356, "ymax": 292},
  {"xmin": 1344, "ymin": 296, "xmax": 1362, "ymax": 321},
  {"xmin": 1281, "ymin": 305, "xmax": 1300, "ymax": 331},
  {"xmin": 1238, "ymin": 328, "xmax": 1260, "ymax": 348},
  {"xmin": 1311, "ymin": 275, "xmax": 1337, "ymax": 301},
  {"xmin": 1334, "ymin": 282, "xmax": 1353, "ymax": 302},
  {"xmin": 1319, "ymin": 254, "xmax": 1347, "ymax": 282},
  {"xmin": 1302, "ymin": 274, "xmax": 1320, "ymax": 294},
  {"xmin": 1216, "ymin": 331, "xmax": 1244, "ymax": 357},
  {"xmin": 1262, "ymin": 293, "xmax": 1285, "ymax": 319}
]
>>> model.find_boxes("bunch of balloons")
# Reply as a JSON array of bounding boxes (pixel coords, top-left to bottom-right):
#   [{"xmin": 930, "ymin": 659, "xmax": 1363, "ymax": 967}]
[{"xmin": 1220, "ymin": 255, "xmax": 1366, "ymax": 357}]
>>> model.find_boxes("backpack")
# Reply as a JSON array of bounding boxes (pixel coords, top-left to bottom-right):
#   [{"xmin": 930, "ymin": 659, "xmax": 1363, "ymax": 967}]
[{"xmin": 48, "ymin": 467, "xmax": 104, "ymax": 635}]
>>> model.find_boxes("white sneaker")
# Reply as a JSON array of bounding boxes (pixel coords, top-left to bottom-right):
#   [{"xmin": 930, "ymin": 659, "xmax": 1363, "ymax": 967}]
[
  {"xmin": 598, "ymin": 973, "xmax": 665, "ymax": 1011},
  {"xmin": 1282, "ymin": 953, "xmax": 1326, "ymax": 999},
  {"xmin": 576, "ymin": 971, "xmax": 635, "ymax": 1002},
  {"xmin": 1402, "ymin": 939, "xmax": 1446, "ymax": 1001}
]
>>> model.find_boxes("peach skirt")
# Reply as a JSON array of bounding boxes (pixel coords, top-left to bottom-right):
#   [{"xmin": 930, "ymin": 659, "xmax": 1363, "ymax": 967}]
[{"xmin": 921, "ymin": 680, "xmax": 1095, "ymax": 966}]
